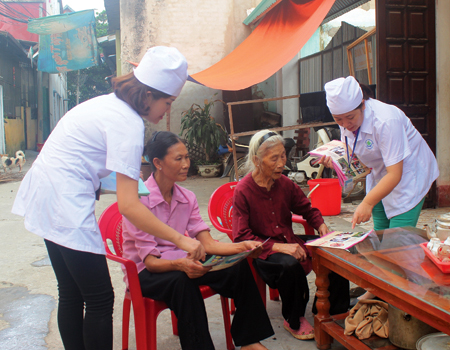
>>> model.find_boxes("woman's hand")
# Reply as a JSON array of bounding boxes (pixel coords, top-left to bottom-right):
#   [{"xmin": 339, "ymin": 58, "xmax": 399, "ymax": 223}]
[
  {"xmin": 318, "ymin": 155, "xmax": 333, "ymax": 168},
  {"xmin": 273, "ymin": 243, "xmax": 307, "ymax": 261},
  {"xmin": 318, "ymin": 223, "xmax": 330, "ymax": 237},
  {"xmin": 351, "ymin": 201, "xmax": 374, "ymax": 229},
  {"xmin": 242, "ymin": 241, "xmax": 263, "ymax": 258},
  {"xmin": 242, "ymin": 240, "xmax": 262, "ymax": 251},
  {"xmin": 350, "ymin": 161, "xmax": 403, "ymax": 229},
  {"xmin": 177, "ymin": 258, "xmax": 211, "ymax": 279},
  {"xmin": 176, "ymin": 235, "xmax": 206, "ymax": 261}
]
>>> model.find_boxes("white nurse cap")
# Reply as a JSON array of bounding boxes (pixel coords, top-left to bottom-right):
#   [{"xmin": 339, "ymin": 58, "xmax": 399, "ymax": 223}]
[
  {"xmin": 324, "ymin": 76, "xmax": 363, "ymax": 115},
  {"xmin": 134, "ymin": 46, "xmax": 188, "ymax": 97}
]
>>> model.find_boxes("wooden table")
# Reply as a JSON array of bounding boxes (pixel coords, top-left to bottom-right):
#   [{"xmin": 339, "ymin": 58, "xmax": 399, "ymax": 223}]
[{"xmin": 311, "ymin": 227, "xmax": 450, "ymax": 350}]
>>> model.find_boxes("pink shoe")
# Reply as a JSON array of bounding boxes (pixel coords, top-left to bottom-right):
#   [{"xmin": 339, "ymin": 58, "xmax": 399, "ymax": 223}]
[{"xmin": 283, "ymin": 317, "xmax": 315, "ymax": 340}]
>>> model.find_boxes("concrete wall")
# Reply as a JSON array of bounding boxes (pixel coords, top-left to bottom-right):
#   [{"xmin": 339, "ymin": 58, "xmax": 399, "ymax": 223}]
[
  {"xmin": 48, "ymin": 74, "xmax": 67, "ymax": 130},
  {"xmin": 436, "ymin": 0, "xmax": 450, "ymax": 207},
  {"xmin": 119, "ymin": 0, "xmax": 261, "ymax": 140}
]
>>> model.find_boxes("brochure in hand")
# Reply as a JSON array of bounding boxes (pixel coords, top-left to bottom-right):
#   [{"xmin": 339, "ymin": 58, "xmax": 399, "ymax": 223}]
[
  {"xmin": 202, "ymin": 238, "xmax": 270, "ymax": 271},
  {"xmin": 309, "ymin": 140, "xmax": 370, "ymax": 188},
  {"xmin": 305, "ymin": 229, "xmax": 375, "ymax": 250}
]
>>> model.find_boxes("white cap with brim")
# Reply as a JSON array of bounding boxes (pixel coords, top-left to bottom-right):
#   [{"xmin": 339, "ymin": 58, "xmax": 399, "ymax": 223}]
[
  {"xmin": 134, "ymin": 46, "xmax": 188, "ymax": 97},
  {"xmin": 324, "ymin": 76, "xmax": 363, "ymax": 115}
]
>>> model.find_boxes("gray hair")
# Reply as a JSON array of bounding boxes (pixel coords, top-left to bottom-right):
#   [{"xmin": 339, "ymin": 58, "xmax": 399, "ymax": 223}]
[{"xmin": 244, "ymin": 130, "xmax": 284, "ymax": 174}]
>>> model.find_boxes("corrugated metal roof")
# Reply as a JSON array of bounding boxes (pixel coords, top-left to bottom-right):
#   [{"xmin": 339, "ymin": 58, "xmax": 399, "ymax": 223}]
[
  {"xmin": 323, "ymin": 0, "xmax": 371, "ymax": 23},
  {"xmin": 104, "ymin": 0, "xmax": 120, "ymax": 32},
  {"xmin": 0, "ymin": 30, "xmax": 28, "ymax": 57},
  {"xmin": 244, "ymin": 0, "xmax": 371, "ymax": 26},
  {"xmin": 243, "ymin": 0, "xmax": 282, "ymax": 26}
]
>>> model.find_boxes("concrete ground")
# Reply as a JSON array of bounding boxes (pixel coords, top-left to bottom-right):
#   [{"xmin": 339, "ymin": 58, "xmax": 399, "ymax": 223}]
[{"xmin": 0, "ymin": 151, "xmax": 447, "ymax": 350}]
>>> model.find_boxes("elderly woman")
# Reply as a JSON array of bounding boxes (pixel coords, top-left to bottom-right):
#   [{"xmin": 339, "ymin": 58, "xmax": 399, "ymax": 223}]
[
  {"xmin": 122, "ymin": 131, "xmax": 274, "ymax": 350},
  {"xmin": 232, "ymin": 130, "xmax": 349, "ymax": 340}
]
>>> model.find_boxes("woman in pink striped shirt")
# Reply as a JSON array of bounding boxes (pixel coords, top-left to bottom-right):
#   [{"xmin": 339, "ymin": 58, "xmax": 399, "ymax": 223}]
[{"xmin": 122, "ymin": 131, "xmax": 274, "ymax": 350}]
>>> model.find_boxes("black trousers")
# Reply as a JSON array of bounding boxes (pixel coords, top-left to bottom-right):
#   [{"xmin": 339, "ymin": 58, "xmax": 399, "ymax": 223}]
[
  {"xmin": 253, "ymin": 236, "xmax": 349, "ymax": 331},
  {"xmin": 45, "ymin": 239, "xmax": 114, "ymax": 350},
  {"xmin": 138, "ymin": 259, "xmax": 274, "ymax": 350}
]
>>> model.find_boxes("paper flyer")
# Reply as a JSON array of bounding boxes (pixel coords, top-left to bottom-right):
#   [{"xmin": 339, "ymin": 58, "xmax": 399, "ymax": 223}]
[
  {"xmin": 203, "ymin": 238, "xmax": 270, "ymax": 271},
  {"xmin": 305, "ymin": 229, "xmax": 374, "ymax": 249}
]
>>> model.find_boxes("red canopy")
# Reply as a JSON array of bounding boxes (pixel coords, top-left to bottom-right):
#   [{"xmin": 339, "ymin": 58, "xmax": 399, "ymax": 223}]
[{"xmin": 190, "ymin": 0, "xmax": 335, "ymax": 91}]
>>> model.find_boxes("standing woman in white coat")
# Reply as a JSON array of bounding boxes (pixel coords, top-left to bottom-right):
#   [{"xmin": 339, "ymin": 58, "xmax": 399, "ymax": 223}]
[
  {"xmin": 12, "ymin": 47, "xmax": 205, "ymax": 350},
  {"xmin": 321, "ymin": 76, "xmax": 439, "ymax": 231}
]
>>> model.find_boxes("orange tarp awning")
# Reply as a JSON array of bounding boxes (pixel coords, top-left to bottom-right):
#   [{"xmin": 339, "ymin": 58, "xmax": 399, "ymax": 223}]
[{"xmin": 190, "ymin": 0, "xmax": 335, "ymax": 91}]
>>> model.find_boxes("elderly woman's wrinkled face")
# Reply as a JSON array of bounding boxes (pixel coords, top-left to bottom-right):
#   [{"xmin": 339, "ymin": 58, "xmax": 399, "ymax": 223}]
[{"xmin": 256, "ymin": 142, "xmax": 286, "ymax": 181}]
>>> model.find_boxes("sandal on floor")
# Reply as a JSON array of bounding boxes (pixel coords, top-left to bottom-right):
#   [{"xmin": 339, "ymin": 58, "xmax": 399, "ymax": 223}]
[{"xmin": 283, "ymin": 317, "xmax": 315, "ymax": 340}]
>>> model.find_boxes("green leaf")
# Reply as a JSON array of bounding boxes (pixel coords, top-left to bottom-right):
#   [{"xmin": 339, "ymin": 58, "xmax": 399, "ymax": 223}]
[{"xmin": 179, "ymin": 97, "xmax": 226, "ymax": 160}]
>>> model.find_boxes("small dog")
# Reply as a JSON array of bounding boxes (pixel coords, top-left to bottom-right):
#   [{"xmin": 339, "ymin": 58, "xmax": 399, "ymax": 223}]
[
  {"xmin": 1, "ymin": 154, "xmax": 12, "ymax": 172},
  {"xmin": 1, "ymin": 150, "xmax": 26, "ymax": 172}
]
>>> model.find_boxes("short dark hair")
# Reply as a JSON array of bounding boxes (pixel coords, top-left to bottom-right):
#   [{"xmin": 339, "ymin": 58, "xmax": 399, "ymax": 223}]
[
  {"xmin": 144, "ymin": 131, "xmax": 183, "ymax": 172},
  {"xmin": 112, "ymin": 72, "xmax": 171, "ymax": 116}
]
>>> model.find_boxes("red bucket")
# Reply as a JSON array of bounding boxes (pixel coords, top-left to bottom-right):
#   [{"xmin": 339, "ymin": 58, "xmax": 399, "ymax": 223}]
[{"xmin": 307, "ymin": 178, "xmax": 341, "ymax": 216}]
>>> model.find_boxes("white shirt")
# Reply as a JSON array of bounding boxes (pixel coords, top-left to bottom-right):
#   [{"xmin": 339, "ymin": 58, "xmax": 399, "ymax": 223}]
[
  {"xmin": 12, "ymin": 93, "xmax": 145, "ymax": 254},
  {"xmin": 340, "ymin": 98, "xmax": 439, "ymax": 219}
]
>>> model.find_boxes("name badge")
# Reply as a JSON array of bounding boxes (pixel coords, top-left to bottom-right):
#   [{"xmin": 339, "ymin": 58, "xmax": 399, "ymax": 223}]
[{"xmin": 343, "ymin": 179, "xmax": 354, "ymax": 194}]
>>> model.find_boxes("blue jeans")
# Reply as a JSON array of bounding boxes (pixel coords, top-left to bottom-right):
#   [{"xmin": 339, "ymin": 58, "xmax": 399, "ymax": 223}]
[{"xmin": 45, "ymin": 240, "xmax": 114, "ymax": 350}]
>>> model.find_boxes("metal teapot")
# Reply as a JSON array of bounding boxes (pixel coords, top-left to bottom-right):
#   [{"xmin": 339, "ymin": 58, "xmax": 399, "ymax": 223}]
[{"xmin": 426, "ymin": 213, "xmax": 450, "ymax": 241}]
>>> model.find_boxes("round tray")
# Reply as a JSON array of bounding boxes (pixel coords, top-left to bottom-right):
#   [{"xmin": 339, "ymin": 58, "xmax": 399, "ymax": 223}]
[{"xmin": 416, "ymin": 332, "xmax": 450, "ymax": 350}]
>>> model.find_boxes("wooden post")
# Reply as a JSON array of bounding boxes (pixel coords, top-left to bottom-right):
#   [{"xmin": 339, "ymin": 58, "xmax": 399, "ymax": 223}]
[
  {"xmin": 346, "ymin": 28, "xmax": 376, "ymax": 80},
  {"xmin": 228, "ymin": 104, "xmax": 239, "ymax": 181},
  {"xmin": 312, "ymin": 248, "xmax": 333, "ymax": 350},
  {"xmin": 364, "ymin": 38, "xmax": 373, "ymax": 84},
  {"xmin": 347, "ymin": 49, "xmax": 354, "ymax": 77},
  {"xmin": 225, "ymin": 94, "xmax": 337, "ymax": 182}
]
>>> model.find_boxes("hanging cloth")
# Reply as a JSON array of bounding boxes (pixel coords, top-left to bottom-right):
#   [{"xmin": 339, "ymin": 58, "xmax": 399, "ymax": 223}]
[
  {"xmin": 190, "ymin": 0, "xmax": 335, "ymax": 91},
  {"xmin": 28, "ymin": 10, "xmax": 98, "ymax": 73}
]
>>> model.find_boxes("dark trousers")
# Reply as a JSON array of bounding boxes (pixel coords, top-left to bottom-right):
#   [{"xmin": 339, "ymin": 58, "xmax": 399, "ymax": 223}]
[
  {"xmin": 253, "ymin": 238, "xmax": 349, "ymax": 330},
  {"xmin": 138, "ymin": 259, "xmax": 274, "ymax": 350},
  {"xmin": 45, "ymin": 240, "xmax": 114, "ymax": 350}
]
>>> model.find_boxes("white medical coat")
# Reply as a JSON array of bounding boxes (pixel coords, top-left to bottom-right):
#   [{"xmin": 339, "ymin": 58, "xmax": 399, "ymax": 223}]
[
  {"xmin": 12, "ymin": 93, "xmax": 145, "ymax": 254},
  {"xmin": 340, "ymin": 98, "xmax": 439, "ymax": 219}
]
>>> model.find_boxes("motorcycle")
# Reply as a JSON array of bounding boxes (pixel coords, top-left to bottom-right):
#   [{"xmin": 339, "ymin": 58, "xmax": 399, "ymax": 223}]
[
  {"xmin": 221, "ymin": 126, "xmax": 365, "ymax": 198},
  {"xmin": 286, "ymin": 127, "xmax": 338, "ymax": 185},
  {"xmin": 221, "ymin": 135, "xmax": 296, "ymax": 182}
]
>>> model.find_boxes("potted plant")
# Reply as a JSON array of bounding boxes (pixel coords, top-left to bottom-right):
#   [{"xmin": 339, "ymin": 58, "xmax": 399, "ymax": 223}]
[{"xmin": 180, "ymin": 96, "xmax": 226, "ymax": 177}]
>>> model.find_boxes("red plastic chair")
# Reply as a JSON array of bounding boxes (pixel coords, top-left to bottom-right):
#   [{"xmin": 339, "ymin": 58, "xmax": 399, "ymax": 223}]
[
  {"xmin": 207, "ymin": 182, "xmax": 316, "ymax": 308},
  {"xmin": 98, "ymin": 202, "xmax": 234, "ymax": 350}
]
